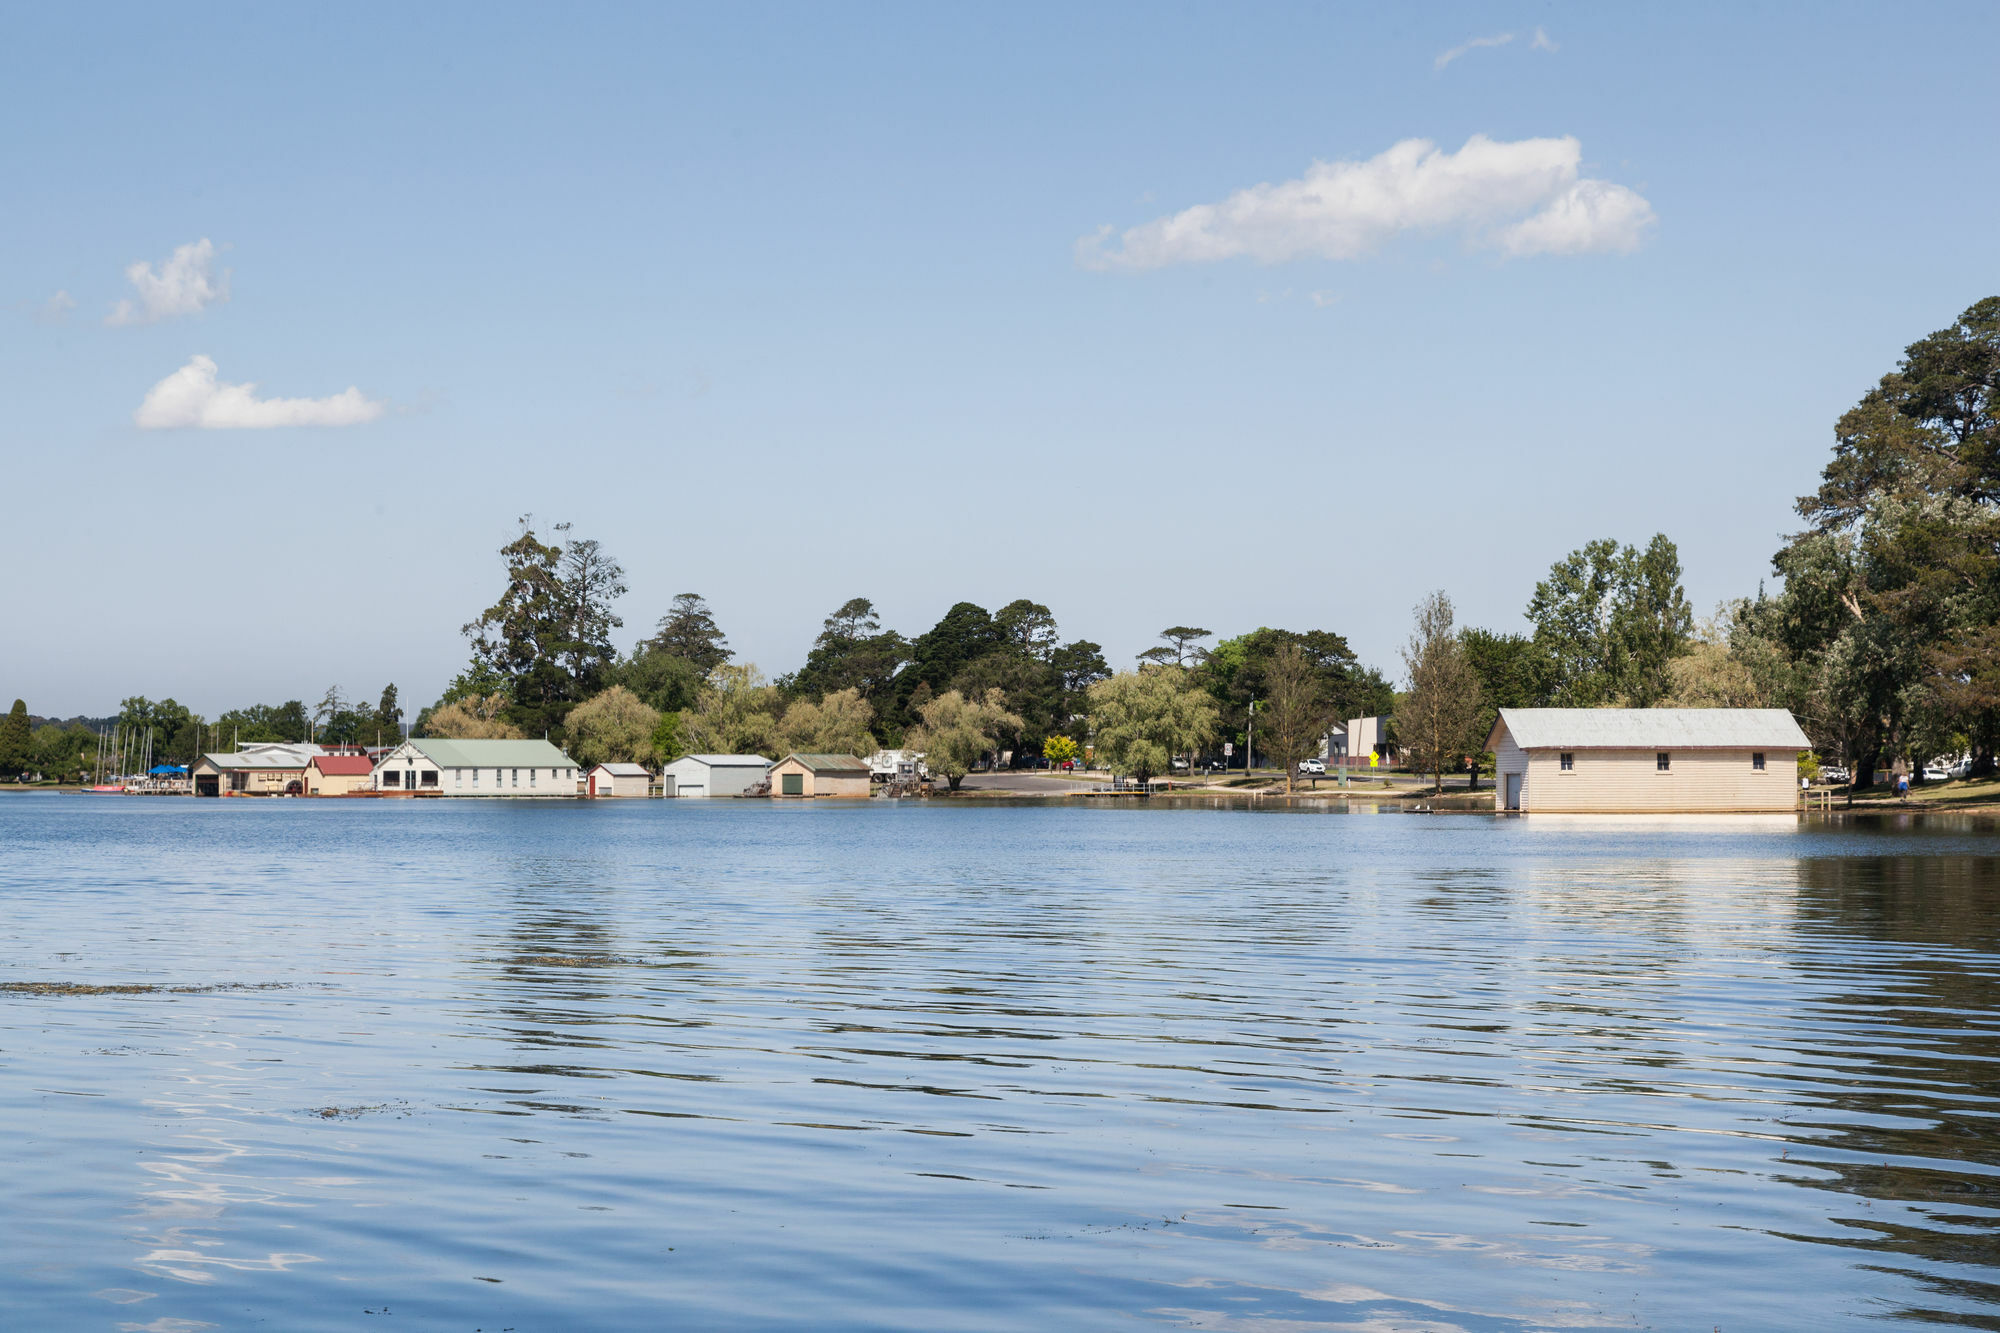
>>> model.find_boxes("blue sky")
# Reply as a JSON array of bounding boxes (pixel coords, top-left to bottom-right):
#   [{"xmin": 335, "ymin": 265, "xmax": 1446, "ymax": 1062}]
[{"xmin": 5, "ymin": 3, "xmax": 1997, "ymax": 717}]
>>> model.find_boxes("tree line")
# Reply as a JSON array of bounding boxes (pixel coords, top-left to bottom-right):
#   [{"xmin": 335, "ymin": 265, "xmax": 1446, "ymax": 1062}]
[
  {"xmin": 1395, "ymin": 295, "xmax": 2000, "ymax": 791},
  {"xmin": 6, "ymin": 297, "xmax": 1990, "ymax": 792}
]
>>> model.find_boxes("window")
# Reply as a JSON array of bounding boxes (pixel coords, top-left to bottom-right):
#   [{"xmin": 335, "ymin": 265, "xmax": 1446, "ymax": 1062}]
[
  {"xmin": 472, "ymin": 768, "xmax": 479, "ymax": 788},
  {"xmin": 511, "ymin": 768, "xmax": 519, "ymax": 788},
  {"xmin": 529, "ymin": 768, "xmax": 537, "ymax": 787},
  {"xmin": 1559, "ymin": 752, "xmax": 1574, "ymax": 771},
  {"xmin": 1752, "ymin": 752, "xmax": 1766, "ymax": 771},
  {"xmin": 1657, "ymin": 753, "xmax": 1671, "ymax": 771},
  {"xmin": 383, "ymin": 770, "xmax": 401, "ymax": 789},
  {"xmin": 421, "ymin": 770, "xmax": 438, "ymax": 787}
]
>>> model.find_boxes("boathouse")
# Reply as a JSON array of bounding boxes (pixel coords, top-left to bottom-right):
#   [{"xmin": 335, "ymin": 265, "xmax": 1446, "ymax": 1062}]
[
  {"xmin": 585, "ymin": 762, "xmax": 652, "ymax": 798},
  {"xmin": 768, "ymin": 753, "xmax": 871, "ymax": 798},
  {"xmin": 305, "ymin": 753, "xmax": 376, "ymax": 796},
  {"xmin": 371, "ymin": 737, "xmax": 579, "ymax": 796},
  {"xmin": 661, "ymin": 754, "xmax": 772, "ymax": 798},
  {"xmin": 192, "ymin": 742, "xmax": 324, "ymax": 797},
  {"xmin": 1487, "ymin": 708, "xmax": 1812, "ymax": 813}
]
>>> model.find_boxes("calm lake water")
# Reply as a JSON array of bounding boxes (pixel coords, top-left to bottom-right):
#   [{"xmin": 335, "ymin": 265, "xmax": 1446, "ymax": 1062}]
[{"xmin": 2, "ymin": 796, "xmax": 1997, "ymax": 1331}]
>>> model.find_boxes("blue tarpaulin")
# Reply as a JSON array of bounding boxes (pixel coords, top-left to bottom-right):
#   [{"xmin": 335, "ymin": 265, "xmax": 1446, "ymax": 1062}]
[{"xmin": 148, "ymin": 765, "xmax": 188, "ymax": 775}]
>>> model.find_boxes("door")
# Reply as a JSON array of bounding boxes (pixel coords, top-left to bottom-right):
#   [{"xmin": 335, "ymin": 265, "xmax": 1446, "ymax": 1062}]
[
  {"xmin": 1504, "ymin": 773, "xmax": 1521, "ymax": 811},
  {"xmin": 781, "ymin": 773, "xmax": 804, "ymax": 796}
]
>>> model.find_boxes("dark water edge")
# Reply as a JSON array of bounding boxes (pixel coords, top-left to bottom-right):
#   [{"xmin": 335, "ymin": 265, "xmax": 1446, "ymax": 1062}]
[{"xmin": 2, "ymin": 796, "xmax": 1997, "ymax": 1332}]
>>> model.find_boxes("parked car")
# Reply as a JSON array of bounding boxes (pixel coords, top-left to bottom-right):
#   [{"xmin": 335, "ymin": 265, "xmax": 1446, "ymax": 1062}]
[
  {"xmin": 1170, "ymin": 757, "xmax": 1189, "ymax": 770},
  {"xmin": 1299, "ymin": 758, "xmax": 1326, "ymax": 775},
  {"xmin": 1822, "ymin": 765, "xmax": 1850, "ymax": 784},
  {"xmin": 1951, "ymin": 757, "xmax": 1974, "ymax": 779},
  {"xmin": 1922, "ymin": 763, "xmax": 1951, "ymax": 782}
]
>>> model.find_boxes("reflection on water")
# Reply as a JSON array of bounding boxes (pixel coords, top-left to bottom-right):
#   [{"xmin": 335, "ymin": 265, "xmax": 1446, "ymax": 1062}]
[{"xmin": 1, "ymin": 797, "xmax": 1997, "ymax": 1331}]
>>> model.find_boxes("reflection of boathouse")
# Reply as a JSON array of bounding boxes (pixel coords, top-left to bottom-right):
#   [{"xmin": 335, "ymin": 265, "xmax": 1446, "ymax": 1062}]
[{"xmin": 1489, "ymin": 708, "xmax": 1811, "ymax": 813}]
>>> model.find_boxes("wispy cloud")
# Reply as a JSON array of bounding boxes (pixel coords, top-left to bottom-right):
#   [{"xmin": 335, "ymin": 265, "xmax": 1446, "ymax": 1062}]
[
  {"xmin": 1435, "ymin": 32, "xmax": 1514, "ymax": 70},
  {"xmin": 134, "ymin": 355, "xmax": 383, "ymax": 429},
  {"xmin": 1530, "ymin": 26, "xmax": 1557, "ymax": 51},
  {"xmin": 107, "ymin": 238, "xmax": 229, "ymax": 326},
  {"xmin": 1076, "ymin": 135, "xmax": 1654, "ymax": 271},
  {"xmin": 37, "ymin": 290, "xmax": 76, "ymax": 323}
]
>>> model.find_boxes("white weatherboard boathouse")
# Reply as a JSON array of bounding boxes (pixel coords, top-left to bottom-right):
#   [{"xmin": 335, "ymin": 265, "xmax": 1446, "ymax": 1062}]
[
  {"xmin": 371, "ymin": 737, "xmax": 579, "ymax": 796},
  {"xmin": 586, "ymin": 762, "xmax": 652, "ymax": 798},
  {"xmin": 1488, "ymin": 708, "xmax": 1812, "ymax": 813}
]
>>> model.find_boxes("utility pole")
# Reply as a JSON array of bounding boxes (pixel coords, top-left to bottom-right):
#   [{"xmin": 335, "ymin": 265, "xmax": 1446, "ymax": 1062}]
[{"xmin": 1247, "ymin": 699, "xmax": 1256, "ymax": 777}]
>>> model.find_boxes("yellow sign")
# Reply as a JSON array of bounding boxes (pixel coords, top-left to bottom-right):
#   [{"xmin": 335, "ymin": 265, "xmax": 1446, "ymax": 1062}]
[{"xmin": 1368, "ymin": 753, "xmax": 1378, "ymax": 768}]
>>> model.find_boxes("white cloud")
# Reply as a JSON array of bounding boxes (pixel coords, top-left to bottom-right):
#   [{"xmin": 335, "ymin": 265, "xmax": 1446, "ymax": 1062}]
[
  {"xmin": 133, "ymin": 355, "xmax": 384, "ymax": 430},
  {"xmin": 1075, "ymin": 135, "xmax": 1654, "ymax": 270},
  {"xmin": 107, "ymin": 238, "xmax": 228, "ymax": 326},
  {"xmin": 1435, "ymin": 32, "xmax": 1514, "ymax": 70},
  {"xmin": 38, "ymin": 290, "xmax": 76, "ymax": 322},
  {"xmin": 1531, "ymin": 26, "xmax": 1558, "ymax": 51},
  {"xmin": 1498, "ymin": 179, "xmax": 1655, "ymax": 256}
]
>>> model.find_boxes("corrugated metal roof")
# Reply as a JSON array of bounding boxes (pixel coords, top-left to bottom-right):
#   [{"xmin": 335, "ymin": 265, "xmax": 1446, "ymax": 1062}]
[
  {"xmin": 199, "ymin": 751, "xmax": 312, "ymax": 771},
  {"xmin": 308, "ymin": 755, "xmax": 375, "ymax": 775},
  {"xmin": 406, "ymin": 737, "xmax": 576, "ymax": 768},
  {"xmin": 669, "ymin": 754, "xmax": 773, "ymax": 768},
  {"xmin": 1490, "ymin": 708, "xmax": 1812, "ymax": 751},
  {"xmin": 591, "ymin": 763, "xmax": 651, "ymax": 776},
  {"xmin": 777, "ymin": 752, "xmax": 870, "ymax": 772}
]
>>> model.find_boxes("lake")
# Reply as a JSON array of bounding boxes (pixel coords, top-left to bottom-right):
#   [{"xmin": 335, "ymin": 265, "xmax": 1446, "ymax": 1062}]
[{"xmin": 2, "ymin": 796, "xmax": 1997, "ymax": 1331}]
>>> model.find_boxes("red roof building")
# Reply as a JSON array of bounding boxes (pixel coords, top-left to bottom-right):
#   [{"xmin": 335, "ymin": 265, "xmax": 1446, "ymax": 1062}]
[{"xmin": 306, "ymin": 753, "xmax": 377, "ymax": 795}]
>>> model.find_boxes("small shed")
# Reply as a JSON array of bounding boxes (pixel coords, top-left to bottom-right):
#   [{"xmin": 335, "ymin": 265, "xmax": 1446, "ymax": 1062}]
[
  {"xmin": 306, "ymin": 753, "xmax": 376, "ymax": 796},
  {"xmin": 1488, "ymin": 708, "xmax": 1812, "ymax": 813},
  {"xmin": 661, "ymin": 754, "xmax": 772, "ymax": 798},
  {"xmin": 586, "ymin": 762, "xmax": 652, "ymax": 798},
  {"xmin": 769, "ymin": 753, "xmax": 871, "ymax": 798}
]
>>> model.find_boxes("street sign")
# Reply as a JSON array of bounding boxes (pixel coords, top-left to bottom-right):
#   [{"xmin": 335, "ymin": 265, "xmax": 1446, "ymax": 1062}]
[
  {"xmin": 1223, "ymin": 743, "xmax": 1234, "ymax": 756},
  {"xmin": 1368, "ymin": 752, "xmax": 1379, "ymax": 768}
]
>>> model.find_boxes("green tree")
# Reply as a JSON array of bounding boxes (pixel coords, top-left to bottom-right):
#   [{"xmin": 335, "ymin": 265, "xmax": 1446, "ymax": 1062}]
[
  {"xmin": 1155, "ymin": 626, "xmax": 1212, "ymax": 667},
  {"xmin": 1087, "ymin": 666, "xmax": 1219, "ymax": 787},
  {"xmin": 649, "ymin": 712, "xmax": 686, "ymax": 766},
  {"xmin": 617, "ymin": 647, "xmax": 705, "ymax": 715},
  {"xmin": 1397, "ymin": 591, "xmax": 1484, "ymax": 795},
  {"xmin": 1043, "ymin": 734, "xmax": 1080, "ymax": 766},
  {"xmin": 644, "ymin": 593, "xmax": 732, "ymax": 675},
  {"xmin": 1258, "ymin": 643, "xmax": 1332, "ymax": 792},
  {"xmin": 1781, "ymin": 296, "xmax": 2000, "ymax": 780},
  {"xmin": 786, "ymin": 597, "xmax": 910, "ymax": 723},
  {"xmin": 463, "ymin": 519, "xmax": 577, "ymax": 738},
  {"xmin": 906, "ymin": 688, "xmax": 1023, "ymax": 792},
  {"xmin": 566, "ymin": 685, "xmax": 661, "ymax": 767},
  {"xmin": 0, "ymin": 699, "xmax": 30, "ymax": 774},
  {"xmin": 373, "ymin": 684, "xmax": 403, "ymax": 745},
  {"xmin": 1526, "ymin": 534, "xmax": 1692, "ymax": 706},
  {"xmin": 1609, "ymin": 534, "xmax": 1695, "ymax": 706},
  {"xmin": 1048, "ymin": 640, "xmax": 1111, "ymax": 739}
]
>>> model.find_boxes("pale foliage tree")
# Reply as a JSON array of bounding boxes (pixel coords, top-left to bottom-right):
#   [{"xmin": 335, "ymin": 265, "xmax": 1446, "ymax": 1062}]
[
  {"xmin": 425, "ymin": 694, "xmax": 525, "ymax": 740},
  {"xmin": 566, "ymin": 685, "xmax": 662, "ymax": 767},
  {"xmin": 679, "ymin": 663, "xmax": 783, "ymax": 757},
  {"xmin": 905, "ymin": 689, "xmax": 1023, "ymax": 792},
  {"xmin": 1087, "ymin": 666, "xmax": 1219, "ymax": 787},
  {"xmin": 778, "ymin": 687, "xmax": 876, "ymax": 757},
  {"xmin": 1398, "ymin": 591, "xmax": 1484, "ymax": 795},
  {"xmin": 1663, "ymin": 609, "xmax": 1765, "ymax": 708}
]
